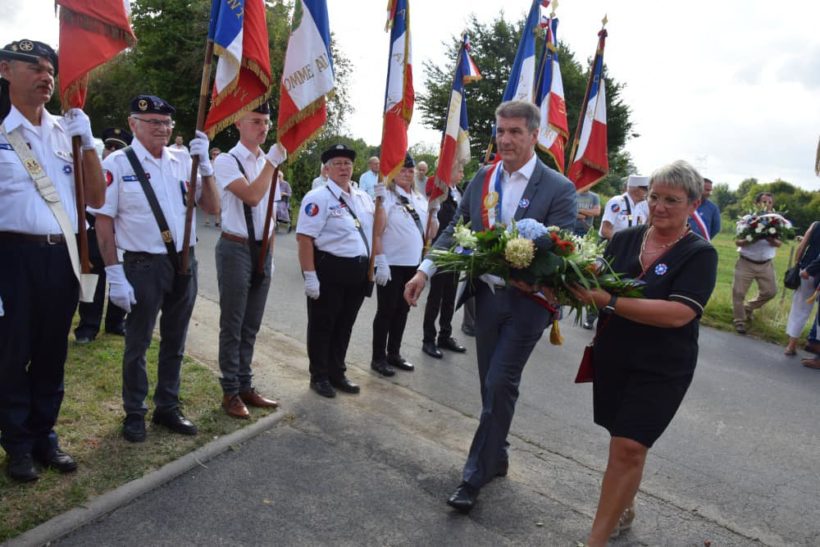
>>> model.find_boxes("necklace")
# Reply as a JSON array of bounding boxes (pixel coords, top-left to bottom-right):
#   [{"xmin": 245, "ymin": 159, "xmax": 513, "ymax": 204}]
[{"xmin": 640, "ymin": 225, "xmax": 689, "ymax": 264}]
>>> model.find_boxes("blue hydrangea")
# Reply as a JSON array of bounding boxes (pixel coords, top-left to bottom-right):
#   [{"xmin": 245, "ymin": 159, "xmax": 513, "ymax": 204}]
[{"xmin": 514, "ymin": 218, "xmax": 550, "ymax": 240}]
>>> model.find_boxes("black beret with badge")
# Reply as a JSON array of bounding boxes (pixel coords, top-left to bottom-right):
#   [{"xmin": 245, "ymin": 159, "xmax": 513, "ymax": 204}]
[
  {"xmin": 0, "ymin": 39, "xmax": 59, "ymax": 75},
  {"xmin": 403, "ymin": 152, "xmax": 415, "ymax": 168},
  {"xmin": 129, "ymin": 94, "xmax": 176, "ymax": 116},
  {"xmin": 321, "ymin": 143, "xmax": 356, "ymax": 164},
  {"xmin": 102, "ymin": 127, "xmax": 133, "ymax": 148}
]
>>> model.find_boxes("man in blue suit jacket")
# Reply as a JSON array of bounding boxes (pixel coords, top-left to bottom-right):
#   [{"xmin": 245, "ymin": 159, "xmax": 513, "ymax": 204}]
[{"xmin": 405, "ymin": 100, "xmax": 577, "ymax": 512}]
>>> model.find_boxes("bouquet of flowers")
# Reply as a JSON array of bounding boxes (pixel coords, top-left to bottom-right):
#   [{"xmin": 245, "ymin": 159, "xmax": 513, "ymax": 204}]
[
  {"xmin": 735, "ymin": 212, "xmax": 795, "ymax": 243},
  {"xmin": 430, "ymin": 219, "xmax": 644, "ymax": 343}
]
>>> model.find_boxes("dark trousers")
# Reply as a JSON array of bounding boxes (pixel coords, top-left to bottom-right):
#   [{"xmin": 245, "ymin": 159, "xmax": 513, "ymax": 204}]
[
  {"xmin": 0, "ymin": 239, "xmax": 78, "ymax": 459},
  {"xmin": 422, "ymin": 271, "xmax": 458, "ymax": 344},
  {"xmin": 372, "ymin": 265, "xmax": 418, "ymax": 361},
  {"xmin": 462, "ymin": 283, "xmax": 551, "ymax": 488},
  {"xmin": 215, "ymin": 238, "xmax": 272, "ymax": 394},
  {"xmin": 75, "ymin": 228, "xmax": 126, "ymax": 339},
  {"xmin": 307, "ymin": 253, "xmax": 368, "ymax": 382},
  {"xmin": 122, "ymin": 250, "xmax": 197, "ymax": 416}
]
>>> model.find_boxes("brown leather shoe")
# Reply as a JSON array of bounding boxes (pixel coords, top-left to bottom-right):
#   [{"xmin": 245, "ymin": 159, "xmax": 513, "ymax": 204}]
[
  {"xmin": 240, "ymin": 388, "xmax": 279, "ymax": 409},
  {"xmin": 801, "ymin": 358, "xmax": 820, "ymax": 370},
  {"xmin": 222, "ymin": 394, "xmax": 250, "ymax": 419}
]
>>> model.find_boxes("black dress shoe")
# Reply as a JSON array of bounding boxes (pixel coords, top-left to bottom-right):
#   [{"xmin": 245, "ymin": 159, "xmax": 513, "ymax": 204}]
[
  {"xmin": 582, "ymin": 319, "xmax": 595, "ymax": 330},
  {"xmin": 123, "ymin": 413, "xmax": 147, "ymax": 443},
  {"xmin": 422, "ymin": 341, "xmax": 443, "ymax": 359},
  {"xmin": 387, "ymin": 354, "xmax": 414, "ymax": 371},
  {"xmin": 371, "ymin": 359, "xmax": 396, "ymax": 377},
  {"xmin": 34, "ymin": 449, "xmax": 77, "ymax": 473},
  {"xmin": 75, "ymin": 335, "xmax": 94, "ymax": 345},
  {"xmin": 6, "ymin": 454, "xmax": 38, "ymax": 482},
  {"xmin": 105, "ymin": 326, "xmax": 126, "ymax": 336},
  {"xmin": 461, "ymin": 324, "xmax": 476, "ymax": 337},
  {"xmin": 152, "ymin": 408, "xmax": 197, "ymax": 436},
  {"xmin": 447, "ymin": 482, "xmax": 479, "ymax": 513},
  {"xmin": 330, "ymin": 376, "xmax": 360, "ymax": 394},
  {"xmin": 311, "ymin": 379, "xmax": 336, "ymax": 398},
  {"xmin": 438, "ymin": 337, "xmax": 466, "ymax": 353}
]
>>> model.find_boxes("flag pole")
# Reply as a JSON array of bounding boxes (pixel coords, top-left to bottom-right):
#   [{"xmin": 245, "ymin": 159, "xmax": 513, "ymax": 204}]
[
  {"xmin": 180, "ymin": 38, "xmax": 215, "ymax": 275},
  {"xmin": 256, "ymin": 164, "xmax": 280, "ymax": 274},
  {"xmin": 71, "ymin": 136, "xmax": 91, "ymax": 274},
  {"xmin": 567, "ymin": 15, "xmax": 607, "ymax": 173}
]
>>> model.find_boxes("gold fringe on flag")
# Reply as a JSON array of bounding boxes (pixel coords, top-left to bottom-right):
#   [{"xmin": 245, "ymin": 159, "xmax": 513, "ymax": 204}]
[
  {"xmin": 59, "ymin": 7, "xmax": 136, "ymax": 47},
  {"xmin": 549, "ymin": 319, "xmax": 563, "ymax": 345}
]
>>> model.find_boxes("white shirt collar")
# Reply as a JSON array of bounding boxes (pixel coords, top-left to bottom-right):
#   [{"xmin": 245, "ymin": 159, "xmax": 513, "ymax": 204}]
[
  {"xmin": 3, "ymin": 105, "xmax": 63, "ymax": 135},
  {"xmin": 131, "ymin": 136, "xmax": 174, "ymax": 166},
  {"xmin": 501, "ymin": 152, "xmax": 537, "ymax": 181},
  {"xmin": 230, "ymin": 141, "xmax": 261, "ymax": 161}
]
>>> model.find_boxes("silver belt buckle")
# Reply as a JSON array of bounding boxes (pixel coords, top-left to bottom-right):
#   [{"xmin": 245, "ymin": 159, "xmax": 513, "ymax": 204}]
[{"xmin": 46, "ymin": 233, "xmax": 59, "ymax": 245}]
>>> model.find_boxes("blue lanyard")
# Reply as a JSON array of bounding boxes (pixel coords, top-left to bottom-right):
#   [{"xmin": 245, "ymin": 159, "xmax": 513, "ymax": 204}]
[{"xmin": 494, "ymin": 165, "xmax": 504, "ymax": 220}]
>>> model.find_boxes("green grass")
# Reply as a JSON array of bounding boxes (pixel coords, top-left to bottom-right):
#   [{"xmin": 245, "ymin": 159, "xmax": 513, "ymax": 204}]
[
  {"xmin": 0, "ymin": 321, "xmax": 275, "ymax": 542},
  {"xmin": 701, "ymin": 232, "xmax": 808, "ymax": 344}
]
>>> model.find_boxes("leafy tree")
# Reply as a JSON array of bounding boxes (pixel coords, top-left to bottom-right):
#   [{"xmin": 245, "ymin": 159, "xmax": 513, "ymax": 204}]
[
  {"xmin": 417, "ymin": 13, "xmax": 634, "ymax": 183},
  {"xmin": 711, "ymin": 182, "xmax": 736, "ymax": 211}
]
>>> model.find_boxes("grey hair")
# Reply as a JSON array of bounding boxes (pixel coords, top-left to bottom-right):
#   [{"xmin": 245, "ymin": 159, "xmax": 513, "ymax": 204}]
[
  {"xmin": 495, "ymin": 100, "xmax": 540, "ymax": 133},
  {"xmin": 649, "ymin": 160, "xmax": 704, "ymax": 203}
]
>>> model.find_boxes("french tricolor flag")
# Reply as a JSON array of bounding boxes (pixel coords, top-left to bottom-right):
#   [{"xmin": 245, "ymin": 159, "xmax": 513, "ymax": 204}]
[
  {"xmin": 501, "ymin": 0, "xmax": 546, "ymax": 104},
  {"xmin": 204, "ymin": 0, "xmax": 271, "ymax": 136},
  {"xmin": 380, "ymin": 0, "xmax": 414, "ymax": 181},
  {"xmin": 277, "ymin": 0, "xmax": 334, "ymax": 155},
  {"xmin": 430, "ymin": 34, "xmax": 481, "ymax": 205},
  {"xmin": 568, "ymin": 27, "xmax": 609, "ymax": 191},
  {"xmin": 535, "ymin": 15, "xmax": 569, "ymax": 173}
]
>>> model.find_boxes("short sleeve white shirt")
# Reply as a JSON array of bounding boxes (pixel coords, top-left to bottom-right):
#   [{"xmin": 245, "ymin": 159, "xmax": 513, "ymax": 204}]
[
  {"xmin": 382, "ymin": 186, "xmax": 428, "ymax": 266},
  {"xmin": 213, "ymin": 142, "xmax": 280, "ymax": 241},
  {"xmin": 296, "ymin": 179, "xmax": 375, "ymax": 258},
  {"xmin": 90, "ymin": 138, "xmax": 200, "ymax": 254},
  {"xmin": 600, "ymin": 193, "xmax": 649, "ymax": 236},
  {"xmin": 0, "ymin": 106, "xmax": 78, "ymax": 234}
]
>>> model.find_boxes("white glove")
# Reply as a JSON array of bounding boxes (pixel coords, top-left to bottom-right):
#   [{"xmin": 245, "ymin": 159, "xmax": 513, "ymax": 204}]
[
  {"xmin": 189, "ymin": 130, "xmax": 214, "ymax": 176},
  {"xmin": 265, "ymin": 142, "xmax": 287, "ymax": 168},
  {"xmin": 374, "ymin": 183, "xmax": 387, "ymax": 200},
  {"xmin": 374, "ymin": 254, "xmax": 391, "ymax": 286},
  {"xmin": 304, "ymin": 270, "xmax": 320, "ymax": 300},
  {"xmin": 65, "ymin": 108, "xmax": 95, "ymax": 150},
  {"xmin": 106, "ymin": 264, "xmax": 137, "ymax": 313}
]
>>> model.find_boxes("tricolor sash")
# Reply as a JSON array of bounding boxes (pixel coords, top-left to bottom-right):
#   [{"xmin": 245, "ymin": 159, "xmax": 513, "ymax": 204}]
[{"xmin": 480, "ymin": 162, "xmax": 505, "ymax": 228}]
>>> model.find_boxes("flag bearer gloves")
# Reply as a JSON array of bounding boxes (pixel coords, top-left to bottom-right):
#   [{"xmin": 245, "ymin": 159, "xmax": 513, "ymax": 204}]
[
  {"xmin": 374, "ymin": 183, "xmax": 387, "ymax": 200},
  {"xmin": 106, "ymin": 264, "xmax": 137, "ymax": 313},
  {"xmin": 265, "ymin": 143, "xmax": 287, "ymax": 168},
  {"xmin": 303, "ymin": 271, "xmax": 320, "ymax": 300},
  {"xmin": 65, "ymin": 109, "xmax": 95, "ymax": 150},
  {"xmin": 374, "ymin": 254, "xmax": 391, "ymax": 286},
  {"xmin": 190, "ymin": 130, "xmax": 214, "ymax": 176}
]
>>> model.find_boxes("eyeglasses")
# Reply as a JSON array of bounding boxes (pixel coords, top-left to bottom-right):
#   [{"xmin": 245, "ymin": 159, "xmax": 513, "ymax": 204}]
[
  {"xmin": 330, "ymin": 160, "xmax": 353, "ymax": 168},
  {"xmin": 132, "ymin": 116, "xmax": 175, "ymax": 129},
  {"xmin": 647, "ymin": 193, "xmax": 687, "ymax": 208}
]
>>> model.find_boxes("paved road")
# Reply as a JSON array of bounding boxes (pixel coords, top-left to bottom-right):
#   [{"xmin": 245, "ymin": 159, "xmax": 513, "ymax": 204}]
[{"xmin": 55, "ymin": 219, "xmax": 820, "ymax": 546}]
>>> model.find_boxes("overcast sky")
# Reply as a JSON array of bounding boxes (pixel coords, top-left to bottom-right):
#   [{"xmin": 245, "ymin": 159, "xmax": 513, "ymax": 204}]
[{"xmin": 5, "ymin": 0, "xmax": 819, "ymax": 189}]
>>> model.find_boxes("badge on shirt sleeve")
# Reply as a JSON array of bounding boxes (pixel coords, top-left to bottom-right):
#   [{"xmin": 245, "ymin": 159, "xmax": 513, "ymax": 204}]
[
  {"xmin": 304, "ymin": 203, "xmax": 320, "ymax": 217},
  {"xmin": 105, "ymin": 170, "xmax": 114, "ymax": 186},
  {"xmin": 611, "ymin": 203, "xmax": 621, "ymax": 213}
]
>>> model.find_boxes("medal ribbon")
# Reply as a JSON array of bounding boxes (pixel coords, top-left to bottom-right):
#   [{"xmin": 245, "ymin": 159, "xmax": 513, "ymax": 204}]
[{"xmin": 480, "ymin": 163, "xmax": 504, "ymax": 228}]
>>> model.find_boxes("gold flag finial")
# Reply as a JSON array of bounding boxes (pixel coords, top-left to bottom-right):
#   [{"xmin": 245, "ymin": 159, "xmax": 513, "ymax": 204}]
[
  {"xmin": 602, "ymin": 14, "xmax": 609, "ymax": 27},
  {"xmin": 551, "ymin": 0, "xmax": 559, "ymax": 17}
]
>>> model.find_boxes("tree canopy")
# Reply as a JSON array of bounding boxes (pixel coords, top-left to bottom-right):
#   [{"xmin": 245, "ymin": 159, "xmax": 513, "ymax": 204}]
[{"xmin": 417, "ymin": 14, "xmax": 634, "ymax": 195}]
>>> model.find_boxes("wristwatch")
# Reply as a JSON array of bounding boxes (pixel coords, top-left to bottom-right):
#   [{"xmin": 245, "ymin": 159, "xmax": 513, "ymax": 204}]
[{"xmin": 601, "ymin": 294, "xmax": 618, "ymax": 315}]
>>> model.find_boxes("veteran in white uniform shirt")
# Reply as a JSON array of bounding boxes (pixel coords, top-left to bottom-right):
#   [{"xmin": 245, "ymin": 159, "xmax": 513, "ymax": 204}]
[
  {"xmin": 91, "ymin": 94, "xmax": 219, "ymax": 443},
  {"xmin": 599, "ymin": 175, "xmax": 650, "ymax": 240},
  {"xmin": 296, "ymin": 143, "xmax": 382, "ymax": 398}
]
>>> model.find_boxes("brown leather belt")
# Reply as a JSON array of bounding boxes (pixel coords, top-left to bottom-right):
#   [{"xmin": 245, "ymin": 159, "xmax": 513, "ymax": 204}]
[
  {"xmin": 740, "ymin": 255, "xmax": 772, "ymax": 265},
  {"xmin": 221, "ymin": 231, "xmax": 249, "ymax": 244},
  {"xmin": 0, "ymin": 231, "xmax": 66, "ymax": 245}
]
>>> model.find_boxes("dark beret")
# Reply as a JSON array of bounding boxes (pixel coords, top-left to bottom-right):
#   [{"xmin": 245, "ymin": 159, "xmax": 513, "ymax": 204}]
[
  {"xmin": 403, "ymin": 153, "xmax": 415, "ymax": 168},
  {"xmin": 252, "ymin": 102, "xmax": 271, "ymax": 115},
  {"xmin": 0, "ymin": 39, "xmax": 58, "ymax": 75},
  {"xmin": 129, "ymin": 94, "xmax": 176, "ymax": 116},
  {"xmin": 102, "ymin": 127, "xmax": 133, "ymax": 148},
  {"xmin": 321, "ymin": 143, "xmax": 356, "ymax": 164}
]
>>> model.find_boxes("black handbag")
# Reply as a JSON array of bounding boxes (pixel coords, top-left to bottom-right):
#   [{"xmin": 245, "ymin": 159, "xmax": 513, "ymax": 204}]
[{"xmin": 784, "ymin": 265, "xmax": 801, "ymax": 290}]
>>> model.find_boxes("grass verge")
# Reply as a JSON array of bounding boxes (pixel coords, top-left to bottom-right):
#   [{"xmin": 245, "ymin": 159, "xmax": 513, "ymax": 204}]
[{"xmin": 0, "ymin": 322, "xmax": 274, "ymax": 543}]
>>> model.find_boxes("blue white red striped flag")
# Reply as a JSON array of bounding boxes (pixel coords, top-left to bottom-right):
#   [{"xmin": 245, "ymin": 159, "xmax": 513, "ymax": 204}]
[
  {"xmin": 204, "ymin": 0, "xmax": 271, "ymax": 136},
  {"xmin": 568, "ymin": 26, "xmax": 609, "ymax": 191},
  {"xmin": 535, "ymin": 14, "xmax": 569, "ymax": 173},
  {"xmin": 430, "ymin": 34, "xmax": 481, "ymax": 205},
  {"xmin": 277, "ymin": 0, "xmax": 334, "ymax": 155},
  {"xmin": 380, "ymin": 0, "xmax": 414, "ymax": 181},
  {"xmin": 501, "ymin": 0, "xmax": 546, "ymax": 104}
]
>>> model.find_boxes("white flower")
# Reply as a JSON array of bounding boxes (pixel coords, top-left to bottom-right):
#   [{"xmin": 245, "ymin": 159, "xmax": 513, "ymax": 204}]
[
  {"xmin": 746, "ymin": 235, "xmax": 754, "ymax": 241},
  {"xmin": 505, "ymin": 237, "xmax": 535, "ymax": 269},
  {"xmin": 453, "ymin": 225, "xmax": 478, "ymax": 249},
  {"xmin": 768, "ymin": 227, "xmax": 777, "ymax": 235},
  {"xmin": 755, "ymin": 225, "xmax": 764, "ymax": 233}
]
